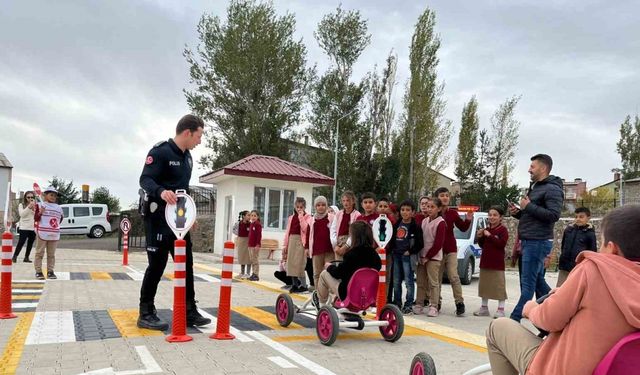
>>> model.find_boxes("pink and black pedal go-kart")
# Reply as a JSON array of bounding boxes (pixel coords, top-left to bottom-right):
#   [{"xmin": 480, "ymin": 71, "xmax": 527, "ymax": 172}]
[
  {"xmin": 275, "ymin": 268, "xmax": 404, "ymax": 346},
  {"xmin": 409, "ymin": 293, "xmax": 640, "ymax": 375}
]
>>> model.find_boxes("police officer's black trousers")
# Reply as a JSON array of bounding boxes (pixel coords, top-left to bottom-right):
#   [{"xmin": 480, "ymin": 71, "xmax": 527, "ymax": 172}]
[{"xmin": 140, "ymin": 220, "xmax": 195, "ymax": 310}]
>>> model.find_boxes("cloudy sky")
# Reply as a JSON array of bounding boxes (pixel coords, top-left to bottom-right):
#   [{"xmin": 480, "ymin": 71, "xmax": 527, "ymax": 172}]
[{"xmin": 1, "ymin": 0, "xmax": 638, "ymax": 207}]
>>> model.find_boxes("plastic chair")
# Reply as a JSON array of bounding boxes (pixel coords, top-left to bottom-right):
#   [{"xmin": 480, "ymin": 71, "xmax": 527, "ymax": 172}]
[
  {"xmin": 592, "ymin": 331, "xmax": 640, "ymax": 375},
  {"xmin": 333, "ymin": 268, "xmax": 379, "ymax": 312}
]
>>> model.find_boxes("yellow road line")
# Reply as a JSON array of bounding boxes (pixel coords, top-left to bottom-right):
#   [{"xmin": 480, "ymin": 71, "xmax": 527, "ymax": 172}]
[
  {"xmin": 274, "ymin": 329, "xmax": 425, "ymax": 343},
  {"xmin": 232, "ymin": 306, "xmax": 304, "ymax": 330},
  {"xmin": 90, "ymin": 272, "xmax": 113, "ymax": 280},
  {"xmin": 163, "ymin": 273, "xmax": 175, "ymax": 280},
  {"xmin": 0, "ymin": 312, "xmax": 35, "ymax": 375},
  {"xmin": 108, "ymin": 309, "xmax": 163, "ymax": 338},
  {"xmin": 193, "ymin": 263, "xmax": 307, "ymax": 301},
  {"xmin": 11, "ymin": 295, "xmax": 41, "ymax": 300},
  {"xmin": 9, "ymin": 283, "xmax": 44, "ymax": 289}
]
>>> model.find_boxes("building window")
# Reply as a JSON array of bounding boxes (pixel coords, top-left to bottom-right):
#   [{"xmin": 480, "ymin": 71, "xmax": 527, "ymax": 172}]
[{"xmin": 253, "ymin": 187, "xmax": 295, "ymax": 230}]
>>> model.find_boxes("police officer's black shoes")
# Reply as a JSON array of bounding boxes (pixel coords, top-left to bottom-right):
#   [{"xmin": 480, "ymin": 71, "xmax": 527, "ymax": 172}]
[
  {"xmin": 186, "ymin": 303, "xmax": 211, "ymax": 327},
  {"xmin": 138, "ymin": 304, "xmax": 169, "ymax": 331}
]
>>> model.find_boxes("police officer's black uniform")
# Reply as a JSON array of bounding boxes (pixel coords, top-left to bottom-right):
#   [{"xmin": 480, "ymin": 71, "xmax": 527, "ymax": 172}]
[{"xmin": 137, "ymin": 138, "xmax": 210, "ymax": 330}]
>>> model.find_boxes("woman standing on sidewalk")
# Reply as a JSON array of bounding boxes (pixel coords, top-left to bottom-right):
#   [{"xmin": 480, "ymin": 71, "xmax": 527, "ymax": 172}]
[{"xmin": 13, "ymin": 191, "xmax": 37, "ymax": 263}]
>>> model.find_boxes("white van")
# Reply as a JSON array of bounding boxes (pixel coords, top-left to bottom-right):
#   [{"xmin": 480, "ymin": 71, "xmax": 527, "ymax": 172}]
[
  {"xmin": 451, "ymin": 211, "xmax": 489, "ymax": 285},
  {"xmin": 60, "ymin": 204, "xmax": 112, "ymax": 238}
]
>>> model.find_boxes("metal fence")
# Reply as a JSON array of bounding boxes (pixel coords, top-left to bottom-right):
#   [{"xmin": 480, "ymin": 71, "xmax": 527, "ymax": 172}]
[{"xmin": 190, "ymin": 186, "xmax": 216, "ymax": 216}]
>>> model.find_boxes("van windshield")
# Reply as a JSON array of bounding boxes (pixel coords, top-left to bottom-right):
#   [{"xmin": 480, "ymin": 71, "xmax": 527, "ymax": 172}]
[{"xmin": 454, "ymin": 214, "xmax": 472, "ymax": 239}]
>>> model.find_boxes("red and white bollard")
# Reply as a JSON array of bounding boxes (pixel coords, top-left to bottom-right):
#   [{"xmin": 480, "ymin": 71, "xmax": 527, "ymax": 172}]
[
  {"xmin": 166, "ymin": 239, "xmax": 192, "ymax": 342},
  {"xmin": 376, "ymin": 247, "xmax": 387, "ymax": 319},
  {"xmin": 122, "ymin": 232, "xmax": 129, "ymax": 266},
  {"xmin": 212, "ymin": 241, "xmax": 235, "ymax": 340},
  {"xmin": 1, "ymin": 231, "xmax": 16, "ymax": 319}
]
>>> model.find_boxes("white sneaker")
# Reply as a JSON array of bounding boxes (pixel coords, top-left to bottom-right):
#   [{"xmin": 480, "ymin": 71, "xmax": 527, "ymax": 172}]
[
  {"xmin": 493, "ymin": 309, "xmax": 505, "ymax": 319},
  {"xmin": 427, "ymin": 306, "xmax": 439, "ymax": 317}
]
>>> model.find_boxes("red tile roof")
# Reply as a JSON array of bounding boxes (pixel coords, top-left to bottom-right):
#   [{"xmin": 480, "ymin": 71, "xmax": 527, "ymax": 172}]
[{"xmin": 200, "ymin": 155, "xmax": 334, "ymax": 186}]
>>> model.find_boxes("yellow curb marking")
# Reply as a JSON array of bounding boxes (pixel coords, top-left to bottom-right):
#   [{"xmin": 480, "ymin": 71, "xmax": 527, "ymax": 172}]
[
  {"xmin": 0, "ymin": 312, "xmax": 34, "ymax": 375},
  {"xmin": 273, "ymin": 329, "xmax": 425, "ymax": 343},
  {"xmin": 108, "ymin": 309, "xmax": 163, "ymax": 338},
  {"xmin": 163, "ymin": 273, "xmax": 175, "ymax": 280},
  {"xmin": 232, "ymin": 306, "xmax": 304, "ymax": 330},
  {"xmin": 90, "ymin": 272, "xmax": 113, "ymax": 280},
  {"xmin": 11, "ymin": 295, "xmax": 41, "ymax": 300},
  {"xmin": 8, "ymin": 283, "xmax": 44, "ymax": 289}
]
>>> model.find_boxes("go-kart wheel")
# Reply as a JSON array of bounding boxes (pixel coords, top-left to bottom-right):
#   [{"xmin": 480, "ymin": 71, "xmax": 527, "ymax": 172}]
[
  {"xmin": 379, "ymin": 304, "xmax": 404, "ymax": 342},
  {"xmin": 410, "ymin": 352, "xmax": 436, "ymax": 375},
  {"xmin": 275, "ymin": 293, "xmax": 295, "ymax": 327},
  {"xmin": 316, "ymin": 306, "xmax": 339, "ymax": 346}
]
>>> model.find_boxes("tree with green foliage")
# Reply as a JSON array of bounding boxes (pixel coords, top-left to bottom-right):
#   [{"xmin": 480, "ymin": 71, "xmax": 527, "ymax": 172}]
[
  {"xmin": 184, "ymin": 0, "xmax": 312, "ymax": 169},
  {"xmin": 486, "ymin": 96, "xmax": 521, "ymax": 191},
  {"xmin": 397, "ymin": 7, "xmax": 452, "ymax": 200},
  {"xmin": 92, "ymin": 186, "xmax": 121, "ymax": 213},
  {"xmin": 48, "ymin": 176, "xmax": 80, "ymax": 204},
  {"xmin": 307, "ymin": 5, "xmax": 371, "ymax": 201},
  {"xmin": 616, "ymin": 114, "xmax": 640, "ymax": 179},
  {"xmin": 455, "ymin": 96, "xmax": 479, "ymax": 189}
]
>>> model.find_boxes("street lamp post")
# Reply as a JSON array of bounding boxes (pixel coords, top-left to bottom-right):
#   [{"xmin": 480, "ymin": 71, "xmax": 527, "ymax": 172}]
[
  {"xmin": 612, "ymin": 168, "xmax": 623, "ymax": 207},
  {"xmin": 333, "ymin": 108, "xmax": 359, "ymax": 206}
]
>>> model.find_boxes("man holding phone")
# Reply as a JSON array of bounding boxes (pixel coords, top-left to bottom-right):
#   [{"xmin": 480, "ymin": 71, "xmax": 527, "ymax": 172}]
[{"xmin": 508, "ymin": 154, "xmax": 564, "ymax": 322}]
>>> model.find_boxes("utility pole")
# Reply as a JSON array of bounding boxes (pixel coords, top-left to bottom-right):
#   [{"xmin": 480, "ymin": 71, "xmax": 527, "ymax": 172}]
[{"xmin": 333, "ymin": 108, "xmax": 359, "ymax": 206}]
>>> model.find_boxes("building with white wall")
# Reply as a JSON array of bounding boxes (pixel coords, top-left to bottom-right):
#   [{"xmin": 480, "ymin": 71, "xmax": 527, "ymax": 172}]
[
  {"xmin": 0, "ymin": 153, "xmax": 13, "ymax": 230},
  {"xmin": 199, "ymin": 155, "xmax": 334, "ymax": 254}
]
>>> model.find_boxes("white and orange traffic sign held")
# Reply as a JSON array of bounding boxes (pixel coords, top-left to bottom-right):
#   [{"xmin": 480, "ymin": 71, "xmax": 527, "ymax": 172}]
[
  {"xmin": 120, "ymin": 218, "xmax": 131, "ymax": 234},
  {"xmin": 372, "ymin": 214, "xmax": 392, "ymax": 249},
  {"xmin": 33, "ymin": 182, "xmax": 43, "ymax": 202},
  {"xmin": 164, "ymin": 190, "xmax": 197, "ymax": 239}
]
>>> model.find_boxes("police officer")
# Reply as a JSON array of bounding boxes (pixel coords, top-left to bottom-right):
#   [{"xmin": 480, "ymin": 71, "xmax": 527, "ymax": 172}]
[{"xmin": 137, "ymin": 114, "xmax": 211, "ymax": 330}]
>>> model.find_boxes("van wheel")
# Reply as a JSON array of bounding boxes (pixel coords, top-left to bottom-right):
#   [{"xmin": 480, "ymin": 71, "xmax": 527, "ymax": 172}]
[
  {"xmin": 460, "ymin": 260, "xmax": 473, "ymax": 285},
  {"xmin": 90, "ymin": 226, "xmax": 105, "ymax": 239}
]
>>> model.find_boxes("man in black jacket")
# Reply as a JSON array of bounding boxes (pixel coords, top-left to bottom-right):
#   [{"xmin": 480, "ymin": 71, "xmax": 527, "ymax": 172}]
[
  {"xmin": 557, "ymin": 207, "xmax": 597, "ymax": 287},
  {"xmin": 508, "ymin": 154, "xmax": 564, "ymax": 322},
  {"xmin": 137, "ymin": 114, "xmax": 211, "ymax": 330}
]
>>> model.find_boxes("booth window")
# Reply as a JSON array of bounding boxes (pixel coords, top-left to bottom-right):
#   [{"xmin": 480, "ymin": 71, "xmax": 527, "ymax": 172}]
[{"xmin": 253, "ymin": 187, "xmax": 295, "ymax": 230}]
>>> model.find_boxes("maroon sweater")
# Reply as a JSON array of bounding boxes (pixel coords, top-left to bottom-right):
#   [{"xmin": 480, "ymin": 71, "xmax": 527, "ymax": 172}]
[
  {"xmin": 305, "ymin": 216, "xmax": 332, "ymax": 255},
  {"xmin": 478, "ymin": 224, "xmax": 509, "ymax": 271},
  {"xmin": 238, "ymin": 221, "xmax": 250, "ymax": 237},
  {"xmin": 443, "ymin": 209, "xmax": 472, "ymax": 254},
  {"xmin": 356, "ymin": 212, "xmax": 379, "ymax": 226},
  {"xmin": 248, "ymin": 221, "xmax": 262, "ymax": 247},
  {"xmin": 289, "ymin": 214, "xmax": 301, "ymax": 235},
  {"xmin": 415, "ymin": 212, "xmax": 427, "ymax": 226}
]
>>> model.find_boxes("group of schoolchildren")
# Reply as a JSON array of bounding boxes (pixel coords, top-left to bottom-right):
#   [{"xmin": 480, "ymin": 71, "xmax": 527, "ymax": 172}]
[{"xmin": 232, "ymin": 187, "xmax": 602, "ymax": 319}]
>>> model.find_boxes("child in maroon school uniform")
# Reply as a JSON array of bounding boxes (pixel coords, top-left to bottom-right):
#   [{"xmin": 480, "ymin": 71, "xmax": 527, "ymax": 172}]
[
  {"xmin": 473, "ymin": 206, "xmax": 509, "ymax": 318},
  {"xmin": 305, "ymin": 196, "xmax": 335, "ymax": 287},
  {"xmin": 234, "ymin": 211, "xmax": 251, "ymax": 279},
  {"xmin": 247, "ymin": 210, "xmax": 262, "ymax": 281},
  {"xmin": 356, "ymin": 192, "xmax": 379, "ymax": 226}
]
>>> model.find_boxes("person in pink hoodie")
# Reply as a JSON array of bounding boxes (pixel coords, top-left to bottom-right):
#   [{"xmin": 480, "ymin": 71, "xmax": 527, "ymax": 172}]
[{"xmin": 486, "ymin": 204, "xmax": 640, "ymax": 375}]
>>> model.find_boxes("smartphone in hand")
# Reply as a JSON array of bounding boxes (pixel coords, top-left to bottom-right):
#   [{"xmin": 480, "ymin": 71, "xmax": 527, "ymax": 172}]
[{"xmin": 505, "ymin": 199, "xmax": 521, "ymax": 210}]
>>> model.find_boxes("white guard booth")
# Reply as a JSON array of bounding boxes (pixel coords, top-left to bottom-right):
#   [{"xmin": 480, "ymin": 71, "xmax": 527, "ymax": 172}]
[{"xmin": 199, "ymin": 154, "xmax": 334, "ymax": 257}]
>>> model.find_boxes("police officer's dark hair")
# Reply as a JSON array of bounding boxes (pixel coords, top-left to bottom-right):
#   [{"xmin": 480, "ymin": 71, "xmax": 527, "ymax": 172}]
[
  {"xmin": 601, "ymin": 205, "xmax": 640, "ymax": 259},
  {"xmin": 399, "ymin": 199, "xmax": 415, "ymax": 211},
  {"xmin": 349, "ymin": 221, "xmax": 375, "ymax": 250},
  {"xmin": 531, "ymin": 154, "xmax": 553, "ymax": 172},
  {"xmin": 433, "ymin": 187, "xmax": 449, "ymax": 197},
  {"xmin": 360, "ymin": 192, "xmax": 376, "ymax": 203},
  {"xmin": 176, "ymin": 114, "xmax": 205, "ymax": 135},
  {"xmin": 575, "ymin": 207, "xmax": 591, "ymax": 216}
]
